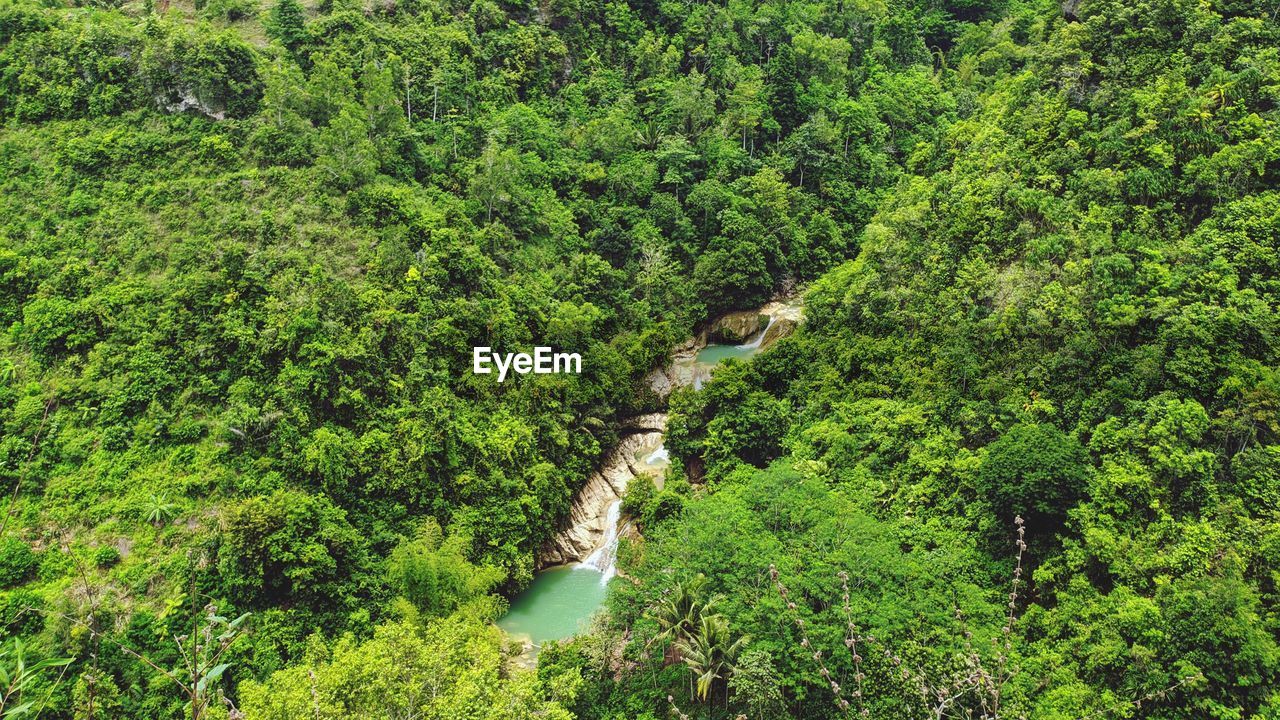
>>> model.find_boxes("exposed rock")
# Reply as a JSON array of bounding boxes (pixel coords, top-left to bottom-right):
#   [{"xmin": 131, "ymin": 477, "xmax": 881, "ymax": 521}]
[
  {"xmin": 761, "ymin": 317, "xmax": 797, "ymax": 346},
  {"xmin": 160, "ymin": 88, "xmax": 226, "ymax": 120},
  {"xmin": 756, "ymin": 298, "xmax": 804, "ymax": 347},
  {"xmin": 647, "ymin": 347, "xmax": 712, "ymax": 400},
  {"xmin": 708, "ymin": 311, "xmax": 766, "ymax": 344},
  {"xmin": 620, "ymin": 413, "xmax": 667, "ymax": 433},
  {"xmin": 759, "ymin": 298, "xmax": 805, "ymax": 324},
  {"xmin": 1062, "ymin": 0, "xmax": 1081, "ymax": 21},
  {"xmin": 644, "ymin": 366, "xmax": 674, "ymax": 398},
  {"xmin": 538, "ymin": 428, "xmax": 664, "ymax": 567},
  {"xmin": 542, "ymin": 296, "xmax": 806, "ymax": 567}
]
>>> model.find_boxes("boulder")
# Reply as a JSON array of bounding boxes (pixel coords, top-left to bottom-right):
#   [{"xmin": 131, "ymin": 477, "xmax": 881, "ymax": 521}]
[
  {"xmin": 708, "ymin": 311, "xmax": 766, "ymax": 344},
  {"xmin": 760, "ymin": 316, "xmax": 798, "ymax": 347}
]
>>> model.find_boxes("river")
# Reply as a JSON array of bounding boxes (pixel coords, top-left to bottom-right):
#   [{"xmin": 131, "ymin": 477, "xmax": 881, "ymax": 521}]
[{"xmin": 497, "ymin": 299, "xmax": 801, "ymax": 662}]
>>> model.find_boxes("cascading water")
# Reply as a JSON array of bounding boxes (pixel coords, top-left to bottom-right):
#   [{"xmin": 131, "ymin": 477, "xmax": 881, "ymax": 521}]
[
  {"xmin": 580, "ymin": 500, "xmax": 623, "ymax": 583},
  {"xmin": 585, "ymin": 316, "xmax": 776, "ymax": 577},
  {"xmin": 643, "ymin": 444, "xmax": 669, "ymax": 468},
  {"xmin": 738, "ymin": 315, "xmax": 776, "ymax": 350}
]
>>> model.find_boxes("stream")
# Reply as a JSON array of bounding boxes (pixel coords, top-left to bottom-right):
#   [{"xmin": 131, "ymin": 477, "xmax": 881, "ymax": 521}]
[{"xmin": 497, "ymin": 299, "xmax": 802, "ymax": 663}]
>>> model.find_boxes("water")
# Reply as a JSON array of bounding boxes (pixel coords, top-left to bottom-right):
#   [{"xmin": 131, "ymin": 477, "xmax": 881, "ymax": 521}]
[
  {"xmin": 498, "ymin": 565, "xmax": 608, "ymax": 648},
  {"xmin": 642, "ymin": 444, "xmax": 669, "ymax": 470},
  {"xmin": 499, "ymin": 502, "xmax": 621, "ymax": 664},
  {"xmin": 693, "ymin": 316, "xmax": 774, "ymax": 367},
  {"xmin": 581, "ymin": 500, "xmax": 623, "ymax": 583},
  {"xmin": 695, "ymin": 342, "xmax": 762, "ymax": 365}
]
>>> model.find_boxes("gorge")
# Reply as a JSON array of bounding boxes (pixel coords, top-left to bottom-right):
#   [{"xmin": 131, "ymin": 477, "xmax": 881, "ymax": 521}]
[{"xmin": 497, "ymin": 297, "xmax": 804, "ymax": 660}]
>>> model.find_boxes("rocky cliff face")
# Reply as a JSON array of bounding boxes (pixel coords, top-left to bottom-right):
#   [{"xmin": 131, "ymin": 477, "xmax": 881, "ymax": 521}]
[
  {"xmin": 707, "ymin": 311, "xmax": 766, "ymax": 344},
  {"xmin": 758, "ymin": 298, "xmax": 803, "ymax": 346},
  {"xmin": 539, "ymin": 298, "xmax": 805, "ymax": 568},
  {"xmin": 643, "ymin": 347, "xmax": 709, "ymax": 400},
  {"xmin": 538, "ymin": 415, "xmax": 666, "ymax": 567}
]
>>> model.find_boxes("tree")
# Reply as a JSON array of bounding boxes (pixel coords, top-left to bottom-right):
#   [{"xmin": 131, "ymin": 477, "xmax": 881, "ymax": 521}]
[
  {"xmin": 314, "ymin": 105, "xmax": 378, "ymax": 190},
  {"xmin": 238, "ymin": 617, "xmax": 575, "ymax": 720},
  {"xmin": 266, "ymin": 0, "xmax": 306, "ymax": 52},
  {"xmin": 650, "ymin": 574, "xmax": 721, "ymax": 666},
  {"xmin": 692, "ymin": 241, "xmax": 771, "ymax": 315},
  {"xmin": 724, "ymin": 64, "xmax": 766, "ymax": 154},
  {"xmin": 469, "ymin": 136, "xmax": 523, "ymax": 222},
  {"xmin": 386, "ymin": 520, "xmax": 503, "ymax": 619},
  {"xmin": 728, "ymin": 649, "xmax": 784, "ymax": 719},
  {"xmin": 361, "ymin": 61, "xmax": 407, "ymax": 141},
  {"xmin": 217, "ymin": 489, "xmax": 370, "ymax": 609},
  {"xmin": 253, "ymin": 58, "xmax": 312, "ymax": 165},
  {"xmin": 305, "ymin": 56, "xmax": 355, "ymax": 125},
  {"xmin": 977, "ymin": 423, "xmax": 1090, "ymax": 526},
  {"xmin": 675, "ymin": 614, "xmax": 748, "ymax": 704}
]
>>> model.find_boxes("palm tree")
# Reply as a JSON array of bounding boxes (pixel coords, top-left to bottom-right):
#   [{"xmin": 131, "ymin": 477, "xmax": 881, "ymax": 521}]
[
  {"xmin": 676, "ymin": 614, "xmax": 748, "ymax": 706},
  {"xmin": 649, "ymin": 574, "xmax": 721, "ymax": 665}
]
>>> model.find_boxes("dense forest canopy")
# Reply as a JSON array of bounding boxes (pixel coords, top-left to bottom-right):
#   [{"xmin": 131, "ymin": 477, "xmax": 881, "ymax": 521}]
[{"xmin": 0, "ymin": 0, "xmax": 1277, "ymax": 714}]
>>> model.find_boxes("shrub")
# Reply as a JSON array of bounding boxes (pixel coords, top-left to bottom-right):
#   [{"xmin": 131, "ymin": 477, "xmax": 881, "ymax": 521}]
[
  {"xmin": 0, "ymin": 588, "xmax": 44, "ymax": 638},
  {"xmin": 93, "ymin": 545, "xmax": 121, "ymax": 569},
  {"xmin": 977, "ymin": 423, "xmax": 1090, "ymax": 525},
  {"xmin": 0, "ymin": 538, "xmax": 37, "ymax": 588},
  {"xmin": 217, "ymin": 488, "xmax": 370, "ymax": 609}
]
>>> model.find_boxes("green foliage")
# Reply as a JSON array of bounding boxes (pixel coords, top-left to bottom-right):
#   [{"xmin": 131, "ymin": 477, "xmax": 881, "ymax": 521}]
[
  {"xmin": 977, "ymin": 423, "xmax": 1090, "ymax": 525},
  {"xmin": 266, "ymin": 0, "xmax": 306, "ymax": 50},
  {"xmin": 647, "ymin": 0, "xmax": 1280, "ymax": 714},
  {"xmin": 1233, "ymin": 445, "xmax": 1280, "ymax": 514},
  {"xmin": 0, "ymin": 0, "xmax": 1277, "ymax": 714},
  {"xmin": 72, "ymin": 669, "xmax": 123, "ymax": 720},
  {"xmin": 604, "ymin": 462, "xmax": 1008, "ymax": 717},
  {"xmin": 139, "ymin": 22, "xmax": 263, "ymax": 119},
  {"xmin": 0, "ymin": 541, "xmax": 36, "ymax": 590},
  {"xmin": 144, "ymin": 494, "xmax": 180, "ymax": 527},
  {"xmin": 727, "ymin": 649, "xmax": 784, "ymax": 719},
  {"xmin": 199, "ymin": 0, "xmax": 257, "ymax": 22},
  {"xmin": 677, "ymin": 614, "xmax": 748, "ymax": 703},
  {"xmin": 92, "ymin": 545, "xmax": 121, "ymax": 569},
  {"xmin": 620, "ymin": 474, "xmax": 655, "ymax": 520},
  {"xmin": 0, "ymin": 590, "xmax": 43, "ymax": 640},
  {"xmin": 217, "ymin": 489, "xmax": 370, "ymax": 609},
  {"xmin": 386, "ymin": 520, "xmax": 503, "ymax": 619},
  {"xmin": 239, "ymin": 615, "xmax": 576, "ymax": 719},
  {"xmin": 0, "ymin": 638, "xmax": 71, "ymax": 718}
]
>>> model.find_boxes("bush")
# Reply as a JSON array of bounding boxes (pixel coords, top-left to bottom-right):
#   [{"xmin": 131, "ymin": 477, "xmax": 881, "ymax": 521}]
[
  {"xmin": 200, "ymin": 0, "xmax": 258, "ymax": 21},
  {"xmin": 1231, "ymin": 445, "xmax": 1280, "ymax": 514},
  {"xmin": 0, "ymin": 538, "xmax": 37, "ymax": 588},
  {"xmin": 217, "ymin": 488, "xmax": 370, "ymax": 609},
  {"xmin": 0, "ymin": 588, "xmax": 44, "ymax": 638},
  {"xmin": 621, "ymin": 474, "xmax": 656, "ymax": 520},
  {"xmin": 643, "ymin": 490, "xmax": 686, "ymax": 527},
  {"xmin": 94, "ymin": 545, "xmax": 121, "ymax": 569},
  {"xmin": 977, "ymin": 423, "xmax": 1090, "ymax": 525},
  {"xmin": 386, "ymin": 520, "xmax": 502, "ymax": 618}
]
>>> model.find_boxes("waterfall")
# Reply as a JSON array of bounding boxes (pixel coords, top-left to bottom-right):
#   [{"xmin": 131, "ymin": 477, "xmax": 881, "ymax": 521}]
[
  {"xmin": 738, "ymin": 314, "xmax": 776, "ymax": 350},
  {"xmin": 643, "ymin": 444, "xmax": 669, "ymax": 467},
  {"xmin": 580, "ymin": 500, "xmax": 623, "ymax": 584}
]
